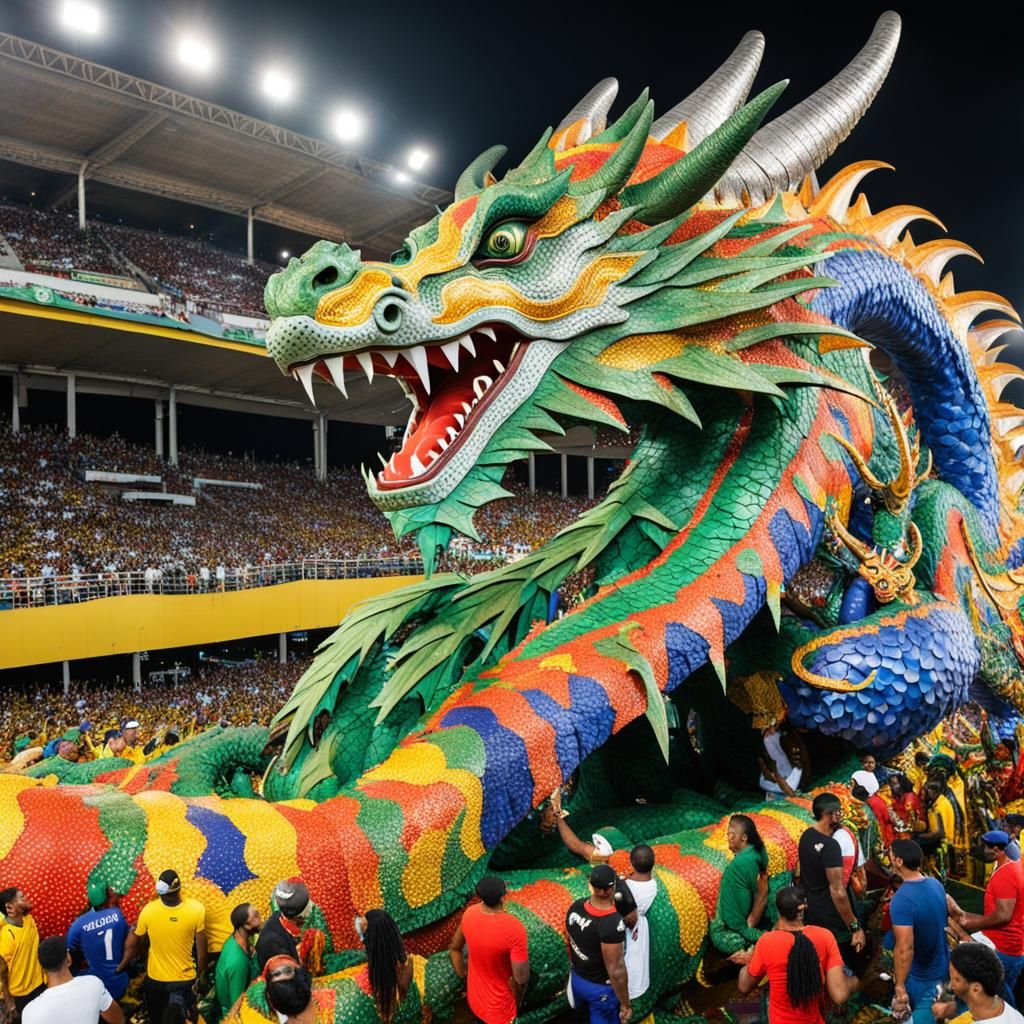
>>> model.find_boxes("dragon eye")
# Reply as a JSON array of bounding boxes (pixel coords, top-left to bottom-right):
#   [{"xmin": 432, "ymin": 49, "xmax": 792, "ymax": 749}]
[
  {"xmin": 390, "ymin": 245, "xmax": 413, "ymax": 266},
  {"xmin": 475, "ymin": 221, "xmax": 530, "ymax": 263}
]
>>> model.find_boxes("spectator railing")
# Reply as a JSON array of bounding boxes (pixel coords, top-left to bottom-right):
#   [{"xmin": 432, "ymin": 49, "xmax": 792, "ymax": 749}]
[{"xmin": 0, "ymin": 557, "xmax": 425, "ymax": 610}]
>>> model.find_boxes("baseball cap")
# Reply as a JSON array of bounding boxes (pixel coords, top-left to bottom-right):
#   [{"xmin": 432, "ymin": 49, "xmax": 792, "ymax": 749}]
[
  {"xmin": 123, "ymin": 719, "xmax": 140, "ymax": 730},
  {"xmin": 590, "ymin": 864, "xmax": 617, "ymax": 889},
  {"xmin": 983, "ymin": 830, "xmax": 1010, "ymax": 848},
  {"xmin": 156, "ymin": 869, "xmax": 181, "ymax": 896},
  {"xmin": 274, "ymin": 879, "xmax": 311, "ymax": 919},
  {"xmin": 475, "ymin": 875, "xmax": 507, "ymax": 907},
  {"xmin": 851, "ymin": 770, "xmax": 880, "ymax": 797}
]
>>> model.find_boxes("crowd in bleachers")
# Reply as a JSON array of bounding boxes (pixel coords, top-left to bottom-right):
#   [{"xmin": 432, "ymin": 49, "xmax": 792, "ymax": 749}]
[
  {"xmin": 101, "ymin": 223, "xmax": 276, "ymax": 318},
  {"xmin": 0, "ymin": 203, "xmax": 124, "ymax": 276},
  {"xmin": 0, "ymin": 425, "xmax": 596, "ymax": 583}
]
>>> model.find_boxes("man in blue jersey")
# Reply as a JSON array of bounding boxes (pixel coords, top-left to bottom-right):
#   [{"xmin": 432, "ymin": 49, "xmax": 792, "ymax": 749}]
[{"xmin": 66, "ymin": 885, "xmax": 129, "ymax": 1000}]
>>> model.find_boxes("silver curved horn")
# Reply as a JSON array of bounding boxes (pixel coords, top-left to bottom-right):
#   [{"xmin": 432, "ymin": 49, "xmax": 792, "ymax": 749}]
[
  {"xmin": 651, "ymin": 31, "xmax": 765, "ymax": 146},
  {"xmin": 552, "ymin": 77, "xmax": 619, "ymax": 150},
  {"xmin": 716, "ymin": 11, "xmax": 901, "ymax": 204}
]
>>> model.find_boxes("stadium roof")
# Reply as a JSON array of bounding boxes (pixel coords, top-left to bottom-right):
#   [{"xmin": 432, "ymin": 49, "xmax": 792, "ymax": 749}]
[{"xmin": 0, "ymin": 32, "xmax": 451, "ymax": 254}]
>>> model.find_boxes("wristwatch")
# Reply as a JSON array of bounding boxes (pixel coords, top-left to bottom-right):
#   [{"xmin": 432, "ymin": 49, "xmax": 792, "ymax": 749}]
[{"xmin": 848, "ymin": 920, "xmax": 861, "ymax": 931}]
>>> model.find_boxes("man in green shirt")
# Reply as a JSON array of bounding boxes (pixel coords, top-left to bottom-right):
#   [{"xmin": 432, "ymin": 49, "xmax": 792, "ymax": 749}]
[
  {"xmin": 213, "ymin": 903, "xmax": 261, "ymax": 1020},
  {"xmin": 709, "ymin": 814, "xmax": 770, "ymax": 963}
]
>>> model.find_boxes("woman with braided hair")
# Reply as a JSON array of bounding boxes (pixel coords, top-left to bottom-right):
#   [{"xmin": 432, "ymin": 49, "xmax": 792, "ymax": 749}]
[
  {"xmin": 738, "ymin": 886, "xmax": 855, "ymax": 1024},
  {"xmin": 354, "ymin": 911, "xmax": 414, "ymax": 1024}
]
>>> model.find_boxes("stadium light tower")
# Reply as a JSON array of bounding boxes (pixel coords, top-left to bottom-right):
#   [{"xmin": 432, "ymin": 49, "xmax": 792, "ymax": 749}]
[
  {"xmin": 58, "ymin": 0, "xmax": 103, "ymax": 36},
  {"xmin": 176, "ymin": 34, "xmax": 216, "ymax": 74},
  {"xmin": 261, "ymin": 66, "xmax": 296, "ymax": 104},
  {"xmin": 331, "ymin": 108, "xmax": 365, "ymax": 144},
  {"xmin": 406, "ymin": 148, "xmax": 430, "ymax": 172}
]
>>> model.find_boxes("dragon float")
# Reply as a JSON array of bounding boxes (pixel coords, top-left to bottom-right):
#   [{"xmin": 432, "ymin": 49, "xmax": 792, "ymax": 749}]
[{"xmin": 4, "ymin": 10, "xmax": 1024, "ymax": 1021}]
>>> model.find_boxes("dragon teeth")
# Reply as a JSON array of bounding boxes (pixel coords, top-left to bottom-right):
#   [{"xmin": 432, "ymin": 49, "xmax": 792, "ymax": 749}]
[
  {"xmin": 296, "ymin": 363, "xmax": 317, "ymax": 406},
  {"xmin": 461, "ymin": 401, "xmax": 472, "ymax": 416},
  {"xmin": 404, "ymin": 345, "xmax": 432, "ymax": 395},
  {"xmin": 355, "ymin": 351, "xmax": 375, "ymax": 383},
  {"xmin": 324, "ymin": 356, "xmax": 347, "ymax": 398},
  {"xmin": 440, "ymin": 340, "xmax": 461, "ymax": 373},
  {"xmin": 410, "ymin": 453, "xmax": 427, "ymax": 476},
  {"xmin": 437, "ymin": 438, "xmax": 449, "ymax": 453},
  {"xmin": 459, "ymin": 335, "xmax": 476, "ymax": 358},
  {"xmin": 473, "ymin": 375, "xmax": 492, "ymax": 398},
  {"xmin": 475, "ymin": 326, "xmax": 497, "ymax": 343},
  {"xmin": 377, "ymin": 451, "xmax": 387, "ymax": 467},
  {"xmin": 446, "ymin": 426, "xmax": 458, "ymax": 442},
  {"xmin": 492, "ymin": 359, "xmax": 505, "ymax": 374},
  {"xmin": 454, "ymin": 412, "xmax": 465, "ymax": 428},
  {"xmin": 380, "ymin": 349, "xmax": 399, "ymax": 368}
]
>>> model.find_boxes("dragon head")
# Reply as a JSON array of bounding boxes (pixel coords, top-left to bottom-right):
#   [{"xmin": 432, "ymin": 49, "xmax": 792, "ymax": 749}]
[{"xmin": 264, "ymin": 17, "xmax": 900, "ymax": 570}]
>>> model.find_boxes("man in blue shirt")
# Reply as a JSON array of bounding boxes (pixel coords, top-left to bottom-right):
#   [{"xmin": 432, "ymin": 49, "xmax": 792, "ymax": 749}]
[
  {"xmin": 66, "ymin": 885, "xmax": 129, "ymax": 1000},
  {"xmin": 889, "ymin": 839, "xmax": 949, "ymax": 1024}
]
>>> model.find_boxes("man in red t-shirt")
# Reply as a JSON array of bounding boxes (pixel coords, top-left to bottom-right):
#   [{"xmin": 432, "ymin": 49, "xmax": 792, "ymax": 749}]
[
  {"xmin": 739, "ymin": 886, "xmax": 853, "ymax": 1024},
  {"xmin": 953, "ymin": 830, "xmax": 1024, "ymax": 1006},
  {"xmin": 449, "ymin": 876, "xmax": 530, "ymax": 1023}
]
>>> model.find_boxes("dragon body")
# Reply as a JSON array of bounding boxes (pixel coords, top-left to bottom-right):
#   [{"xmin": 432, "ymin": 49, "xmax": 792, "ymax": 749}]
[{"xmin": 4, "ymin": 12, "xmax": 1024, "ymax": 1021}]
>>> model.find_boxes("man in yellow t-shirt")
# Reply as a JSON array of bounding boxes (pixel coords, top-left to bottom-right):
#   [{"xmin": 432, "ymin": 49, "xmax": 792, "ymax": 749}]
[
  {"xmin": 0, "ymin": 887, "xmax": 46, "ymax": 1016},
  {"xmin": 117, "ymin": 869, "xmax": 206, "ymax": 1023}
]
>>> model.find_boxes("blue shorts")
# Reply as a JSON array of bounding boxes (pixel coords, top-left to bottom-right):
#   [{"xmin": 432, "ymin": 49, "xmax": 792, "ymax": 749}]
[{"xmin": 569, "ymin": 971, "xmax": 620, "ymax": 1024}]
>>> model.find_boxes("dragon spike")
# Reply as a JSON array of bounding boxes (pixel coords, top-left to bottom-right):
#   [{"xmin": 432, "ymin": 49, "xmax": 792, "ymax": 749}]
[
  {"xmin": 568, "ymin": 93, "xmax": 653, "ymax": 199},
  {"xmin": 904, "ymin": 239, "xmax": 982, "ymax": 287},
  {"xmin": 904, "ymin": 519, "xmax": 924, "ymax": 570},
  {"xmin": 791, "ymin": 631, "xmax": 877, "ymax": 693},
  {"xmin": 551, "ymin": 77, "xmax": 619, "ymax": 151},
  {"xmin": 808, "ymin": 160, "xmax": 893, "ymax": 223},
  {"xmin": 619, "ymin": 81, "xmax": 787, "ymax": 225},
  {"xmin": 651, "ymin": 30, "xmax": 765, "ymax": 146},
  {"xmin": 973, "ymin": 319, "xmax": 1021, "ymax": 349},
  {"xmin": 717, "ymin": 11, "xmax": 901, "ymax": 205},
  {"xmin": 945, "ymin": 291, "xmax": 1021, "ymax": 339},
  {"xmin": 454, "ymin": 144, "xmax": 508, "ymax": 201}
]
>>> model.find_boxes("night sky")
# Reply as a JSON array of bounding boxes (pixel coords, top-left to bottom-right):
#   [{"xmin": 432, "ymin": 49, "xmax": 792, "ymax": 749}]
[{"xmin": 1, "ymin": 0, "xmax": 1021, "ymax": 462}]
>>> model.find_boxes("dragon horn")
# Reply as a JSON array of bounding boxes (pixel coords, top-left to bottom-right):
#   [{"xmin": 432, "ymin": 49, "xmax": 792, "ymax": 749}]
[
  {"xmin": 454, "ymin": 144, "xmax": 508, "ymax": 201},
  {"xmin": 619, "ymin": 81, "xmax": 787, "ymax": 224},
  {"xmin": 828, "ymin": 511, "xmax": 877, "ymax": 565},
  {"xmin": 716, "ymin": 11, "xmax": 901, "ymax": 204},
  {"xmin": 551, "ymin": 77, "xmax": 619, "ymax": 151},
  {"xmin": 651, "ymin": 30, "xmax": 765, "ymax": 145},
  {"xmin": 879, "ymin": 387, "xmax": 916, "ymax": 512},
  {"xmin": 568, "ymin": 93, "xmax": 653, "ymax": 199},
  {"xmin": 905, "ymin": 521, "xmax": 923, "ymax": 569},
  {"xmin": 825, "ymin": 431, "xmax": 886, "ymax": 493}
]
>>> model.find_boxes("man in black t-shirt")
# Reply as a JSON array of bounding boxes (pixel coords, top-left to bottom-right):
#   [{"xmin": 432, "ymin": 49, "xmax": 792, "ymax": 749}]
[
  {"xmin": 255, "ymin": 879, "xmax": 310, "ymax": 971},
  {"xmin": 798, "ymin": 793, "xmax": 867, "ymax": 974},
  {"xmin": 565, "ymin": 864, "xmax": 632, "ymax": 1024}
]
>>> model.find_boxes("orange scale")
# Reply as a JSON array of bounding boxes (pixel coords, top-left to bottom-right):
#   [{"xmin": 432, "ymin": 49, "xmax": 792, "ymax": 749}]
[
  {"xmin": 5, "ymin": 787, "xmax": 109, "ymax": 936},
  {"xmin": 359, "ymin": 778, "xmax": 463, "ymax": 848},
  {"xmin": 508, "ymin": 878, "xmax": 577, "ymax": 932},
  {"xmin": 450, "ymin": 197, "xmax": 478, "ymax": 229},
  {"xmin": 403, "ymin": 911, "xmax": 461, "ymax": 956}
]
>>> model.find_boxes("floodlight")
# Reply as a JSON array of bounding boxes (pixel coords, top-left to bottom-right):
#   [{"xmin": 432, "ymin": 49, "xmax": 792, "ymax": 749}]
[
  {"xmin": 392, "ymin": 170, "xmax": 410, "ymax": 184},
  {"xmin": 176, "ymin": 34, "xmax": 216, "ymax": 74},
  {"xmin": 261, "ymin": 67, "xmax": 295, "ymax": 104},
  {"xmin": 331, "ymin": 108, "xmax": 365, "ymax": 143},
  {"xmin": 406, "ymin": 148, "xmax": 430, "ymax": 172},
  {"xmin": 59, "ymin": 0, "xmax": 103, "ymax": 35},
  {"xmin": 281, "ymin": 250, "xmax": 291, "ymax": 260}
]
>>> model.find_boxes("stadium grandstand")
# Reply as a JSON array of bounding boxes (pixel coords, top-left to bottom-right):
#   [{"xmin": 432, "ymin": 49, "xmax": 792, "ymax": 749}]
[{"xmin": 0, "ymin": 29, "xmax": 628, "ymax": 757}]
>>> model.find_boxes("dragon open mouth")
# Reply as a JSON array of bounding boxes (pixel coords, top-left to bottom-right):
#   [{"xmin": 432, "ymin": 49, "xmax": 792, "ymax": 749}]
[{"xmin": 287, "ymin": 325, "xmax": 525, "ymax": 488}]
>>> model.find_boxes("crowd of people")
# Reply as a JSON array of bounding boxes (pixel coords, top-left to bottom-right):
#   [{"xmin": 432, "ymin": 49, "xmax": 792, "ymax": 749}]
[
  {"xmin": 0, "ymin": 426, "xmax": 592, "ymax": 586},
  {"xmin": 0, "ymin": 204, "xmax": 123, "ymax": 278},
  {"xmin": 0, "ymin": 658, "xmax": 307, "ymax": 768}
]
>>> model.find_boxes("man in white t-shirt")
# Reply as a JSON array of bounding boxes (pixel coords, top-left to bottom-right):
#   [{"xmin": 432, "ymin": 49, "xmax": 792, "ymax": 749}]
[
  {"xmin": 22, "ymin": 935, "xmax": 123, "ymax": 1024},
  {"xmin": 621, "ymin": 844, "xmax": 658, "ymax": 1000}
]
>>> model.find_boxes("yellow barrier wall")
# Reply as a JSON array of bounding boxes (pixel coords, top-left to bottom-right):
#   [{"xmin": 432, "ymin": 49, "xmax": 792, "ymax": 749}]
[{"xmin": 0, "ymin": 576, "xmax": 422, "ymax": 669}]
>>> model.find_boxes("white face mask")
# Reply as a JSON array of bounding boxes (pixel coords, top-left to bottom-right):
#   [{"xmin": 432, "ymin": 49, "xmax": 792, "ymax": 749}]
[{"xmin": 354, "ymin": 915, "xmax": 367, "ymax": 943}]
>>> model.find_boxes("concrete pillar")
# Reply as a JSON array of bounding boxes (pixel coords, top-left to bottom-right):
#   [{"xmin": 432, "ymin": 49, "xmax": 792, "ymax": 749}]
[
  {"xmin": 62, "ymin": 659, "xmax": 70, "ymax": 696},
  {"xmin": 10, "ymin": 374, "xmax": 19, "ymax": 434},
  {"xmin": 312, "ymin": 418, "xmax": 321, "ymax": 479},
  {"xmin": 77, "ymin": 164, "xmax": 87, "ymax": 231},
  {"xmin": 168, "ymin": 387, "xmax": 178, "ymax": 467},
  {"xmin": 246, "ymin": 208, "xmax": 254, "ymax": 266},
  {"xmin": 132, "ymin": 652, "xmax": 141, "ymax": 693},
  {"xmin": 560, "ymin": 453, "xmax": 568, "ymax": 498},
  {"xmin": 66, "ymin": 373, "xmax": 76, "ymax": 438},
  {"xmin": 587, "ymin": 456, "xmax": 595, "ymax": 500},
  {"xmin": 528, "ymin": 452, "xmax": 536, "ymax": 493},
  {"xmin": 278, "ymin": 632, "xmax": 287, "ymax": 665},
  {"xmin": 154, "ymin": 400, "xmax": 164, "ymax": 458}
]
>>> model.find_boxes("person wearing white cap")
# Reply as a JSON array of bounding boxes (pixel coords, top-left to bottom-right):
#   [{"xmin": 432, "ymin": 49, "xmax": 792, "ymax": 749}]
[
  {"xmin": 851, "ymin": 769, "xmax": 897, "ymax": 850},
  {"xmin": 256, "ymin": 880, "xmax": 311, "ymax": 972}
]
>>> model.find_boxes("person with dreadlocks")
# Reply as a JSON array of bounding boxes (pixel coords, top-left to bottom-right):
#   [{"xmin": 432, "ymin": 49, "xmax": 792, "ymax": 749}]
[
  {"xmin": 738, "ymin": 886, "xmax": 854, "ymax": 1024},
  {"xmin": 710, "ymin": 814, "xmax": 770, "ymax": 964},
  {"xmin": 354, "ymin": 910, "xmax": 414, "ymax": 1023}
]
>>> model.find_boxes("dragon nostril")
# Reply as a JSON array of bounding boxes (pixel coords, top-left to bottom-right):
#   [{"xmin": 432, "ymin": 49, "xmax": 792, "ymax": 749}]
[
  {"xmin": 382, "ymin": 303, "xmax": 401, "ymax": 325},
  {"xmin": 313, "ymin": 265, "xmax": 339, "ymax": 289},
  {"xmin": 374, "ymin": 298, "xmax": 404, "ymax": 333}
]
